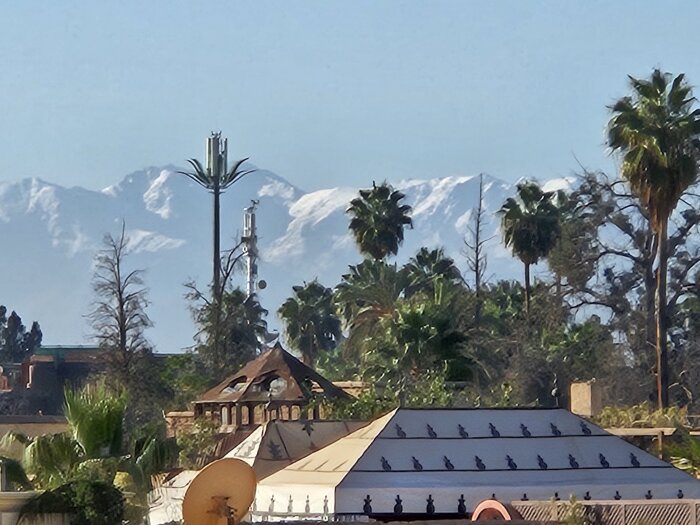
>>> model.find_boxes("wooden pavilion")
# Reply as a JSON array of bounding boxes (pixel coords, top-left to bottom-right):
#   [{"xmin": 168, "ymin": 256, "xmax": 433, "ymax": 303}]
[{"xmin": 193, "ymin": 343, "xmax": 349, "ymax": 428}]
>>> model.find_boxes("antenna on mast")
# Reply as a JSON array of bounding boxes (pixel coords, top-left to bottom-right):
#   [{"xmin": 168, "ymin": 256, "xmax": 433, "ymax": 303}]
[
  {"xmin": 242, "ymin": 200, "xmax": 264, "ymax": 299},
  {"xmin": 241, "ymin": 201, "xmax": 277, "ymax": 351}
]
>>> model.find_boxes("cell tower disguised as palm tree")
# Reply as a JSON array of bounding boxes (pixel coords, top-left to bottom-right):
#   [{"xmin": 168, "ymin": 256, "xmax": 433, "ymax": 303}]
[{"xmin": 180, "ymin": 133, "xmax": 254, "ymax": 299}]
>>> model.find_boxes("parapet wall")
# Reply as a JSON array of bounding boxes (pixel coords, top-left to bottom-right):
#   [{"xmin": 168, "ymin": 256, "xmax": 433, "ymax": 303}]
[{"xmin": 514, "ymin": 498, "xmax": 700, "ymax": 525}]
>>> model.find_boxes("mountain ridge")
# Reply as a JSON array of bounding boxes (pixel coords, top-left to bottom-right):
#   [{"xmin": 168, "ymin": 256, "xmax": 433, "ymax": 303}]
[{"xmin": 0, "ymin": 167, "xmax": 555, "ymax": 351}]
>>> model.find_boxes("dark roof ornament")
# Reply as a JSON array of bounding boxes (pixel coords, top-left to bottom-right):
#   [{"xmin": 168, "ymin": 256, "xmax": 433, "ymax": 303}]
[
  {"xmin": 363, "ymin": 495, "xmax": 372, "ymax": 515},
  {"xmin": 457, "ymin": 495, "xmax": 467, "ymax": 515},
  {"xmin": 584, "ymin": 491, "xmax": 591, "ymax": 501},
  {"xmin": 301, "ymin": 420, "xmax": 314, "ymax": 436},
  {"xmin": 412, "ymin": 456, "xmax": 423, "ymax": 471},
  {"xmin": 645, "ymin": 490, "xmax": 653, "ymax": 500},
  {"xmin": 443, "ymin": 456, "xmax": 454, "ymax": 470},
  {"xmin": 395, "ymin": 424, "xmax": 406, "ymax": 438},
  {"xmin": 580, "ymin": 421, "xmax": 592, "ymax": 435},
  {"xmin": 599, "ymin": 453, "xmax": 610, "ymax": 468},
  {"xmin": 506, "ymin": 455, "xmax": 518, "ymax": 470},
  {"xmin": 426, "ymin": 495, "xmax": 435, "ymax": 515},
  {"xmin": 427, "ymin": 424, "xmax": 437, "ymax": 438},
  {"xmin": 475, "ymin": 456, "xmax": 486, "ymax": 470},
  {"xmin": 678, "ymin": 489, "xmax": 684, "ymax": 499},
  {"xmin": 489, "ymin": 423, "xmax": 500, "ymax": 437},
  {"xmin": 520, "ymin": 423, "xmax": 531, "ymax": 437},
  {"xmin": 537, "ymin": 455, "xmax": 548, "ymax": 470},
  {"xmin": 550, "ymin": 423, "xmax": 562, "ymax": 437},
  {"xmin": 614, "ymin": 491, "xmax": 621, "ymax": 500},
  {"xmin": 458, "ymin": 424, "xmax": 469, "ymax": 438},
  {"xmin": 569, "ymin": 454, "xmax": 579, "ymax": 469},
  {"xmin": 268, "ymin": 441, "xmax": 283, "ymax": 460},
  {"xmin": 630, "ymin": 453, "xmax": 640, "ymax": 467},
  {"xmin": 381, "ymin": 457, "xmax": 392, "ymax": 471},
  {"xmin": 393, "ymin": 495, "xmax": 403, "ymax": 514},
  {"xmin": 521, "ymin": 493, "xmax": 529, "ymax": 501}
]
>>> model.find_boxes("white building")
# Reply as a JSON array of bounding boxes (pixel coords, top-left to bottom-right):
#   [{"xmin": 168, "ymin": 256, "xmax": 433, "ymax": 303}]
[{"xmin": 252, "ymin": 407, "xmax": 700, "ymax": 521}]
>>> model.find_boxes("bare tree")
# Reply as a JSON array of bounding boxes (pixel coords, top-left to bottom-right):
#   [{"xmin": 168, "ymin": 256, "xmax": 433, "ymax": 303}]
[
  {"xmin": 184, "ymin": 240, "xmax": 246, "ymax": 315},
  {"xmin": 463, "ymin": 174, "xmax": 491, "ymax": 324},
  {"xmin": 89, "ymin": 223, "xmax": 152, "ymax": 387},
  {"xmin": 185, "ymin": 241, "xmax": 269, "ymax": 380}
]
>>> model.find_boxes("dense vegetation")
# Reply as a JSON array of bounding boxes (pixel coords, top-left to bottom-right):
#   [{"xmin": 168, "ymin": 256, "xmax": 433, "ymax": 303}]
[
  {"xmin": 153, "ymin": 70, "xmax": 700, "ymax": 417},
  {"xmin": 276, "ymin": 70, "xmax": 700, "ymax": 414},
  {"xmin": 1, "ymin": 383, "xmax": 177, "ymax": 523}
]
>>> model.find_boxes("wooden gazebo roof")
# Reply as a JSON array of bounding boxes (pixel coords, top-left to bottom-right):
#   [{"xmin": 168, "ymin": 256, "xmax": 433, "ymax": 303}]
[{"xmin": 195, "ymin": 343, "xmax": 349, "ymax": 405}]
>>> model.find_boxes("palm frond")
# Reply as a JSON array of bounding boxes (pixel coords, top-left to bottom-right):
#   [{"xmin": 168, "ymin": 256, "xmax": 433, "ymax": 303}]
[{"xmin": 0, "ymin": 455, "xmax": 32, "ymax": 490}]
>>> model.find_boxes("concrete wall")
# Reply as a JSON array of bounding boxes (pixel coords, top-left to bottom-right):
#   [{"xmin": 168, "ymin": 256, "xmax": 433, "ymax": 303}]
[{"xmin": 569, "ymin": 381, "xmax": 602, "ymax": 418}]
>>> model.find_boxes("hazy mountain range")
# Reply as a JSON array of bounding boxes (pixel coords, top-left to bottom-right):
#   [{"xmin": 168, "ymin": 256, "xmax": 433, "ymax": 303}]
[{"xmin": 0, "ymin": 167, "xmax": 571, "ymax": 352}]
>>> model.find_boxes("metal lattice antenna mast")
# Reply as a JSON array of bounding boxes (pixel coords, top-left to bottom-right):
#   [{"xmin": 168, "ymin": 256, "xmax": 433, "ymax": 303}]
[{"xmin": 242, "ymin": 200, "xmax": 259, "ymax": 299}]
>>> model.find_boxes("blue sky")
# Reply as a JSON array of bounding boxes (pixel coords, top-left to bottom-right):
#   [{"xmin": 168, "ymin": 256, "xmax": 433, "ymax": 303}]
[{"xmin": 1, "ymin": 1, "xmax": 699, "ymax": 191}]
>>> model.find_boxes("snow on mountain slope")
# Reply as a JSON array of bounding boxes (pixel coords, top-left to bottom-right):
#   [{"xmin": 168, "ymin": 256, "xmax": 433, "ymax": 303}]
[{"xmin": 0, "ymin": 167, "xmax": 556, "ymax": 352}]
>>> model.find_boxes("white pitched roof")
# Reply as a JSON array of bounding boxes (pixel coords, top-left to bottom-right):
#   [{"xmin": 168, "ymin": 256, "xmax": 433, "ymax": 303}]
[
  {"xmin": 254, "ymin": 408, "xmax": 700, "ymax": 519},
  {"xmin": 148, "ymin": 420, "xmax": 365, "ymax": 525},
  {"xmin": 225, "ymin": 419, "xmax": 366, "ymax": 480}
]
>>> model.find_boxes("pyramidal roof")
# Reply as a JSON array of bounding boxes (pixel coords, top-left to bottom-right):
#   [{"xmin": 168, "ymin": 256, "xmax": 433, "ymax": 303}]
[
  {"xmin": 254, "ymin": 408, "xmax": 700, "ymax": 519},
  {"xmin": 196, "ymin": 343, "xmax": 348, "ymax": 404},
  {"xmin": 225, "ymin": 419, "xmax": 367, "ymax": 480}
]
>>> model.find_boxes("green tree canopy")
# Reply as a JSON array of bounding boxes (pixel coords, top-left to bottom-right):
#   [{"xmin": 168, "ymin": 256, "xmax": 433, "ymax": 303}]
[
  {"xmin": 2, "ymin": 382, "xmax": 177, "ymax": 523},
  {"xmin": 347, "ymin": 181, "xmax": 413, "ymax": 260},
  {"xmin": 0, "ymin": 306, "xmax": 42, "ymax": 363},
  {"xmin": 334, "ymin": 259, "xmax": 407, "ymax": 358},
  {"xmin": 278, "ymin": 280, "xmax": 341, "ymax": 366},
  {"xmin": 189, "ymin": 287, "xmax": 268, "ymax": 382},
  {"xmin": 404, "ymin": 247, "xmax": 463, "ymax": 298}
]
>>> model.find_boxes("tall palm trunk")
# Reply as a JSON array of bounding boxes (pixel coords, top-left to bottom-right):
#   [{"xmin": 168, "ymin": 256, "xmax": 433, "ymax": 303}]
[
  {"xmin": 644, "ymin": 253, "xmax": 656, "ymax": 372},
  {"xmin": 656, "ymin": 219, "xmax": 669, "ymax": 408},
  {"xmin": 524, "ymin": 262, "xmax": 531, "ymax": 314}
]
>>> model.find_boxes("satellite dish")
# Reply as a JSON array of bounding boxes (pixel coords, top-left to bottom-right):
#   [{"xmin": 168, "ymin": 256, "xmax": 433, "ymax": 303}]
[
  {"xmin": 258, "ymin": 279, "xmax": 267, "ymax": 290},
  {"xmin": 182, "ymin": 458, "xmax": 257, "ymax": 525}
]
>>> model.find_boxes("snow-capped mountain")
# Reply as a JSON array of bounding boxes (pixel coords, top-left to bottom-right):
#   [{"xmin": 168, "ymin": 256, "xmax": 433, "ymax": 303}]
[{"xmin": 0, "ymin": 167, "xmax": 569, "ymax": 352}]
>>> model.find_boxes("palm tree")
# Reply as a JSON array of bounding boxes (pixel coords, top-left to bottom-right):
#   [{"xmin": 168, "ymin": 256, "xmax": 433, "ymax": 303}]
[
  {"xmin": 608, "ymin": 69, "xmax": 700, "ymax": 408},
  {"xmin": 404, "ymin": 247, "xmax": 463, "ymax": 297},
  {"xmin": 1, "ymin": 383, "xmax": 176, "ymax": 520},
  {"xmin": 347, "ymin": 182, "xmax": 413, "ymax": 260},
  {"xmin": 334, "ymin": 259, "xmax": 407, "ymax": 358},
  {"xmin": 278, "ymin": 280, "xmax": 341, "ymax": 367},
  {"xmin": 363, "ymin": 279, "xmax": 479, "ymax": 400},
  {"xmin": 498, "ymin": 181, "xmax": 561, "ymax": 313}
]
